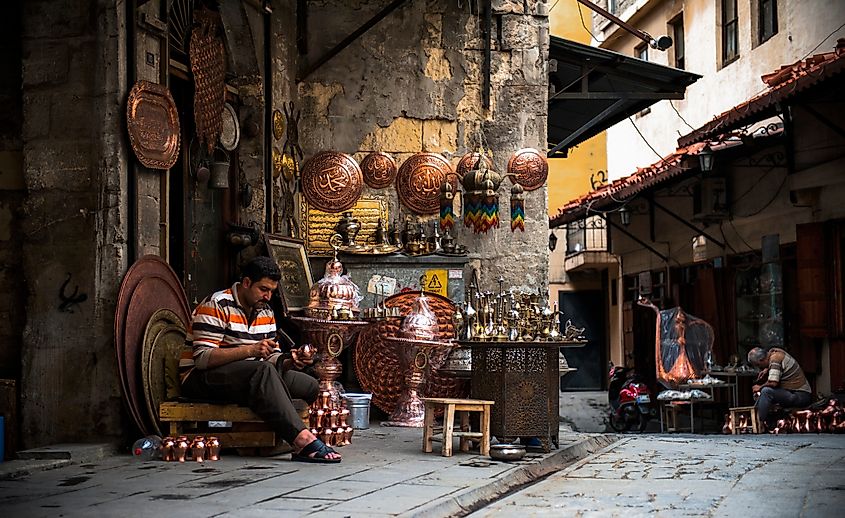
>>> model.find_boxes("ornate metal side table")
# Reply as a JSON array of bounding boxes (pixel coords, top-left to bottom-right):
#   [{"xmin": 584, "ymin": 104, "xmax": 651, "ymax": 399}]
[{"xmin": 463, "ymin": 340, "xmax": 585, "ymax": 452}]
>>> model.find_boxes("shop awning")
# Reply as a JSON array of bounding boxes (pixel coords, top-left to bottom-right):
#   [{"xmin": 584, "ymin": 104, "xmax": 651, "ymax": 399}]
[{"xmin": 548, "ymin": 36, "xmax": 700, "ymax": 157}]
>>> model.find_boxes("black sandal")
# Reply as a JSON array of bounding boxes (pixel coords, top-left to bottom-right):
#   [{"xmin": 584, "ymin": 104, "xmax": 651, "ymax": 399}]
[{"xmin": 291, "ymin": 438, "xmax": 341, "ymax": 464}]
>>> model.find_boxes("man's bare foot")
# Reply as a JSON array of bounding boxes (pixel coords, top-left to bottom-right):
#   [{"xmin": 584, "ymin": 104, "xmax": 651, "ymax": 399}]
[{"xmin": 293, "ymin": 429, "xmax": 341, "ymax": 460}]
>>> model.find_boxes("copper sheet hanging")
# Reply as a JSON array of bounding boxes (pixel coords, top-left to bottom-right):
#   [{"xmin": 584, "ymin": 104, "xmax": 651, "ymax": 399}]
[
  {"xmin": 126, "ymin": 80, "xmax": 181, "ymax": 170},
  {"xmin": 456, "ymin": 152, "xmax": 492, "ymax": 177},
  {"xmin": 507, "ymin": 148, "xmax": 548, "ymax": 191},
  {"xmin": 190, "ymin": 8, "xmax": 226, "ymax": 153},
  {"xmin": 300, "ymin": 151, "xmax": 364, "ymax": 213},
  {"xmin": 360, "ymin": 152, "xmax": 397, "ymax": 189},
  {"xmin": 354, "ymin": 291, "xmax": 469, "ymax": 414},
  {"xmin": 115, "ymin": 256, "xmax": 189, "ymax": 435},
  {"xmin": 396, "ymin": 153, "xmax": 453, "ymax": 215}
]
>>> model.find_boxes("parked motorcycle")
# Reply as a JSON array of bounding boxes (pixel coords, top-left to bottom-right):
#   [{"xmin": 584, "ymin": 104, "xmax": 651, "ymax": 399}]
[{"xmin": 608, "ymin": 363, "xmax": 654, "ymax": 432}]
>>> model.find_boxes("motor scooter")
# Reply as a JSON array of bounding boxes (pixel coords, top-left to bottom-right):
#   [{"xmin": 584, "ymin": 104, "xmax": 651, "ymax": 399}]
[{"xmin": 608, "ymin": 363, "xmax": 654, "ymax": 432}]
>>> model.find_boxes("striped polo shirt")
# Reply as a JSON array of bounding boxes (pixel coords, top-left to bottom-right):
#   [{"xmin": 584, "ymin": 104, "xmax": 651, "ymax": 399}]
[{"xmin": 179, "ymin": 283, "xmax": 279, "ymax": 382}]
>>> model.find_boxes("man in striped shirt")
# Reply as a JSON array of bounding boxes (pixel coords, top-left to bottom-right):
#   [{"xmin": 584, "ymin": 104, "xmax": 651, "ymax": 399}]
[
  {"xmin": 748, "ymin": 347, "xmax": 812, "ymax": 430},
  {"xmin": 180, "ymin": 256, "xmax": 341, "ymax": 462}
]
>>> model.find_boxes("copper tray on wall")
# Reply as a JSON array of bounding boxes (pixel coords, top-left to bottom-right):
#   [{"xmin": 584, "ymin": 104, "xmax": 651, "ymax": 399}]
[
  {"xmin": 360, "ymin": 152, "xmax": 397, "ymax": 189},
  {"xmin": 126, "ymin": 80, "xmax": 181, "ymax": 170},
  {"xmin": 507, "ymin": 148, "xmax": 548, "ymax": 191},
  {"xmin": 354, "ymin": 291, "xmax": 469, "ymax": 414},
  {"xmin": 301, "ymin": 151, "xmax": 364, "ymax": 213},
  {"xmin": 396, "ymin": 153, "xmax": 454, "ymax": 215}
]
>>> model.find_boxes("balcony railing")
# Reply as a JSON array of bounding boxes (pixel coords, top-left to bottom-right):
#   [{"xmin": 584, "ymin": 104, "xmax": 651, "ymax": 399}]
[{"xmin": 566, "ymin": 215, "xmax": 608, "ymax": 256}]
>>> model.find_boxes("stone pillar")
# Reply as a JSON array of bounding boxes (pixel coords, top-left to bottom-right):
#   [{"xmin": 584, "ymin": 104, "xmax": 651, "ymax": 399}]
[{"xmin": 19, "ymin": 0, "xmax": 128, "ymax": 447}]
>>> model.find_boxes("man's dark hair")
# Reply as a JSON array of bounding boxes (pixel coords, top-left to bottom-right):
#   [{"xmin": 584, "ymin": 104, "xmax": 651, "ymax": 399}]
[{"xmin": 241, "ymin": 256, "xmax": 281, "ymax": 283}]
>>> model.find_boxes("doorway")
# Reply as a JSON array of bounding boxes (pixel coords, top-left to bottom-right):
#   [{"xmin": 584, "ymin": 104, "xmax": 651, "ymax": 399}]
[{"xmin": 559, "ymin": 290, "xmax": 607, "ymax": 390}]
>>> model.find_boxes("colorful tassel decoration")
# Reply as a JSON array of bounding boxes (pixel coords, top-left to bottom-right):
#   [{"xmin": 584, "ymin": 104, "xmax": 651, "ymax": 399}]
[
  {"xmin": 510, "ymin": 183, "xmax": 525, "ymax": 232},
  {"xmin": 464, "ymin": 192, "xmax": 482, "ymax": 232},
  {"xmin": 440, "ymin": 181, "xmax": 455, "ymax": 230}
]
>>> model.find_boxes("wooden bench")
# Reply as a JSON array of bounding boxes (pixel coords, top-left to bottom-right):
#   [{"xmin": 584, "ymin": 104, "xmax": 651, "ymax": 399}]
[
  {"xmin": 159, "ymin": 400, "xmax": 309, "ymax": 455},
  {"xmin": 422, "ymin": 397, "xmax": 494, "ymax": 457}
]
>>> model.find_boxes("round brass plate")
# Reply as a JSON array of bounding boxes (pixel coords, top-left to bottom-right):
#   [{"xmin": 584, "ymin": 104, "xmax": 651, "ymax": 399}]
[
  {"xmin": 301, "ymin": 151, "xmax": 363, "ymax": 213},
  {"xmin": 507, "ymin": 148, "xmax": 548, "ymax": 191},
  {"xmin": 126, "ymin": 80, "xmax": 181, "ymax": 170},
  {"xmin": 361, "ymin": 152, "xmax": 397, "ymax": 189},
  {"xmin": 219, "ymin": 102, "xmax": 240, "ymax": 151},
  {"xmin": 396, "ymin": 153, "xmax": 453, "ymax": 215},
  {"xmin": 273, "ymin": 109, "xmax": 284, "ymax": 141},
  {"xmin": 456, "ymin": 152, "xmax": 492, "ymax": 177}
]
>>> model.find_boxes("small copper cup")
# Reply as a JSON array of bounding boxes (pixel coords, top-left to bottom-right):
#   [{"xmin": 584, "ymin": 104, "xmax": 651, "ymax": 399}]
[
  {"xmin": 191, "ymin": 436, "xmax": 206, "ymax": 462},
  {"xmin": 175, "ymin": 436, "xmax": 190, "ymax": 462},
  {"xmin": 160, "ymin": 436, "xmax": 176, "ymax": 461},
  {"xmin": 339, "ymin": 408, "xmax": 349, "ymax": 428},
  {"xmin": 329, "ymin": 410, "xmax": 339, "ymax": 428},
  {"xmin": 207, "ymin": 436, "xmax": 220, "ymax": 461}
]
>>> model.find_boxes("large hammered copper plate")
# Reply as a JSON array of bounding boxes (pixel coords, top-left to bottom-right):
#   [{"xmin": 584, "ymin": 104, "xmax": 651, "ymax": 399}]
[
  {"xmin": 301, "ymin": 151, "xmax": 364, "ymax": 213},
  {"xmin": 507, "ymin": 148, "xmax": 548, "ymax": 191},
  {"xmin": 115, "ymin": 256, "xmax": 189, "ymax": 434},
  {"xmin": 360, "ymin": 152, "xmax": 397, "ymax": 189},
  {"xmin": 456, "ymin": 152, "xmax": 492, "ymax": 177},
  {"xmin": 126, "ymin": 80, "xmax": 181, "ymax": 170},
  {"xmin": 396, "ymin": 153, "xmax": 453, "ymax": 215},
  {"xmin": 354, "ymin": 291, "xmax": 469, "ymax": 414}
]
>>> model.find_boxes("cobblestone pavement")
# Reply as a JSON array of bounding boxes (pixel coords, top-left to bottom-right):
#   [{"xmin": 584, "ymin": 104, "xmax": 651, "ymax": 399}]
[{"xmin": 470, "ymin": 434, "xmax": 845, "ymax": 517}]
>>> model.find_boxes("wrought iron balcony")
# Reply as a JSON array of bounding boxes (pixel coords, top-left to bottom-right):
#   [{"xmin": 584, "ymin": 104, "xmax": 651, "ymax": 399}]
[{"xmin": 565, "ymin": 215, "xmax": 608, "ymax": 256}]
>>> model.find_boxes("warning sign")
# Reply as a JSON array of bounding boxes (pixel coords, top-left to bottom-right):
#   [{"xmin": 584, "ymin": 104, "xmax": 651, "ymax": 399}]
[{"xmin": 422, "ymin": 269, "xmax": 448, "ymax": 297}]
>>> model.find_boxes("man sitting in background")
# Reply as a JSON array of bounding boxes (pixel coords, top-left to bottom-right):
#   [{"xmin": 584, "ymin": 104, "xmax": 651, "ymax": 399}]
[{"xmin": 747, "ymin": 347, "xmax": 812, "ymax": 430}]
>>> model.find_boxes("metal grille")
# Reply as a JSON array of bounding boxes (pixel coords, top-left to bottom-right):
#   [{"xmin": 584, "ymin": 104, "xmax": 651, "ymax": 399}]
[{"xmin": 566, "ymin": 215, "xmax": 607, "ymax": 255}]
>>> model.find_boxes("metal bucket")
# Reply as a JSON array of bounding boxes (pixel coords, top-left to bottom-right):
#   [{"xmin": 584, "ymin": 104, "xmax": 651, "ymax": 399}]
[{"xmin": 343, "ymin": 393, "xmax": 372, "ymax": 429}]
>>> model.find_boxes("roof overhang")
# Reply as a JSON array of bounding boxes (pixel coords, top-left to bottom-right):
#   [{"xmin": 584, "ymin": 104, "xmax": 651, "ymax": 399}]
[{"xmin": 548, "ymin": 36, "xmax": 700, "ymax": 157}]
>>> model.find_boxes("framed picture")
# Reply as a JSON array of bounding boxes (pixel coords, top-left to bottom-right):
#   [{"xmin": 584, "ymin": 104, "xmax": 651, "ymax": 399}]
[{"xmin": 265, "ymin": 234, "xmax": 314, "ymax": 313}]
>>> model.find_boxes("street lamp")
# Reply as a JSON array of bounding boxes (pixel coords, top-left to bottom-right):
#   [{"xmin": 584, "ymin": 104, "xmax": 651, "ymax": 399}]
[
  {"xmin": 548, "ymin": 232, "xmax": 558, "ymax": 251},
  {"xmin": 698, "ymin": 145, "xmax": 715, "ymax": 172},
  {"xmin": 619, "ymin": 205, "xmax": 631, "ymax": 226}
]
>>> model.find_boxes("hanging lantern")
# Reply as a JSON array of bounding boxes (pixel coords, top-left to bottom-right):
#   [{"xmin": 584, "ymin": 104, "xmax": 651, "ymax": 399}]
[
  {"xmin": 460, "ymin": 156, "xmax": 503, "ymax": 234},
  {"xmin": 510, "ymin": 182, "xmax": 525, "ymax": 232}
]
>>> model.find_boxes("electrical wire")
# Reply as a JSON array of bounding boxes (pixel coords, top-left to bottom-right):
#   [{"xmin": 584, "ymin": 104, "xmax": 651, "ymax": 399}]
[
  {"xmin": 718, "ymin": 221, "xmax": 738, "ymax": 254},
  {"xmin": 728, "ymin": 219, "xmax": 756, "ymax": 252},
  {"xmin": 733, "ymin": 169, "xmax": 788, "ymax": 218},
  {"xmin": 577, "ymin": 1, "xmax": 605, "ymax": 43},
  {"xmin": 669, "ymin": 100, "xmax": 696, "ymax": 132},
  {"xmin": 628, "ymin": 117, "xmax": 666, "ymax": 163},
  {"xmin": 550, "ymin": 0, "xmax": 561, "ymax": 12}
]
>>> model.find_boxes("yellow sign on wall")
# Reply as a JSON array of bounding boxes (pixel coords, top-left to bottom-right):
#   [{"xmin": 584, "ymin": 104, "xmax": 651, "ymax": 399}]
[{"xmin": 422, "ymin": 269, "xmax": 448, "ymax": 297}]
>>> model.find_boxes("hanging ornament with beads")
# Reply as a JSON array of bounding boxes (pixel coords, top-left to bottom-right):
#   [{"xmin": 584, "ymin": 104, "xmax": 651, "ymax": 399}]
[{"xmin": 510, "ymin": 182, "xmax": 525, "ymax": 232}]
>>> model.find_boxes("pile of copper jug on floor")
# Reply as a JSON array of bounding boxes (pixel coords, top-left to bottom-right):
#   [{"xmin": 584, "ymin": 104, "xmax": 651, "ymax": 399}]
[
  {"xmin": 308, "ymin": 391, "xmax": 354, "ymax": 446},
  {"xmin": 160, "ymin": 435, "xmax": 221, "ymax": 462},
  {"xmin": 723, "ymin": 398, "xmax": 845, "ymax": 434}
]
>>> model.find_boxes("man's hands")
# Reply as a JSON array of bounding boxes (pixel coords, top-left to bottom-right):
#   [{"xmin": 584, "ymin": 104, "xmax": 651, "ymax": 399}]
[
  {"xmin": 249, "ymin": 339, "xmax": 279, "ymax": 360},
  {"xmin": 290, "ymin": 344, "xmax": 315, "ymax": 370},
  {"xmin": 752, "ymin": 384, "xmax": 762, "ymax": 393}
]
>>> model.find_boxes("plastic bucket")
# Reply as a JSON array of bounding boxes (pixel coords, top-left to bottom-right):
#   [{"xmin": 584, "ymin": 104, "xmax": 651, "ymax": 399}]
[{"xmin": 343, "ymin": 393, "xmax": 372, "ymax": 429}]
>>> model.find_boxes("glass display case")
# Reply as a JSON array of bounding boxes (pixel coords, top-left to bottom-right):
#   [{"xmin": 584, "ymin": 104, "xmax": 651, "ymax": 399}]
[{"xmin": 735, "ymin": 261, "xmax": 784, "ymax": 359}]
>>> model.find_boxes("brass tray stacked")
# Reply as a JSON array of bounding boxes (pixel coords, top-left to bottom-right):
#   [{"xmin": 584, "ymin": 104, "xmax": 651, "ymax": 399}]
[{"xmin": 354, "ymin": 291, "xmax": 469, "ymax": 414}]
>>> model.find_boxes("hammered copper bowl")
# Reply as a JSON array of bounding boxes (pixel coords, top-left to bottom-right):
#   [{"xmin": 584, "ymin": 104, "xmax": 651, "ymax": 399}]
[{"xmin": 489, "ymin": 444, "xmax": 526, "ymax": 462}]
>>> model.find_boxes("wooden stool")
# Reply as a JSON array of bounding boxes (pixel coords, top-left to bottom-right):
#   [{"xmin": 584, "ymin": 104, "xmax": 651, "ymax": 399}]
[
  {"xmin": 421, "ymin": 397, "xmax": 494, "ymax": 457},
  {"xmin": 729, "ymin": 405, "xmax": 759, "ymax": 434}
]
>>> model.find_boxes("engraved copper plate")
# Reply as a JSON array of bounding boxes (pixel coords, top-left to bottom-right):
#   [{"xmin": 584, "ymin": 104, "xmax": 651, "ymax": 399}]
[
  {"xmin": 507, "ymin": 148, "xmax": 548, "ymax": 191},
  {"xmin": 456, "ymin": 152, "xmax": 492, "ymax": 177},
  {"xmin": 126, "ymin": 80, "xmax": 181, "ymax": 170},
  {"xmin": 360, "ymin": 152, "xmax": 397, "ymax": 189},
  {"xmin": 396, "ymin": 153, "xmax": 453, "ymax": 215},
  {"xmin": 219, "ymin": 102, "xmax": 240, "ymax": 151},
  {"xmin": 301, "ymin": 151, "xmax": 364, "ymax": 213}
]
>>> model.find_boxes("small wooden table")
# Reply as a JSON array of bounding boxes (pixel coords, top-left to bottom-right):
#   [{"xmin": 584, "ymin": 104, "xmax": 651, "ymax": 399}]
[{"xmin": 421, "ymin": 397, "xmax": 494, "ymax": 457}]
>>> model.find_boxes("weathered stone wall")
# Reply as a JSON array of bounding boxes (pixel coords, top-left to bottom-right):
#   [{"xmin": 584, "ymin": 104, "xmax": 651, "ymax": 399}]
[
  {"xmin": 296, "ymin": 0, "xmax": 550, "ymax": 292},
  {"xmin": 20, "ymin": 0, "xmax": 128, "ymax": 447},
  {"xmin": 0, "ymin": 1, "xmax": 25, "ymax": 382}
]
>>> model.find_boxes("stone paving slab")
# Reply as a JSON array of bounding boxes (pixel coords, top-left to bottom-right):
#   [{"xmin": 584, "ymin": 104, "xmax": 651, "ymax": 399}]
[
  {"xmin": 470, "ymin": 434, "xmax": 845, "ymax": 517},
  {"xmin": 0, "ymin": 425, "xmax": 614, "ymax": 518}
]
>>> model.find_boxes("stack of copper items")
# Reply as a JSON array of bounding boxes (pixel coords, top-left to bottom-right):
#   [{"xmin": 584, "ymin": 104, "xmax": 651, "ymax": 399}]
[
  {"xmin": 307, "ymin": 391, "xmax": 354, "ymax": 446},
  {"xmin": 769, "ymin": 398, "xmax": 845, "ymax": 434},
  {"xmin": 160, "ymin": 435, "xmax": 221, "ymax": 462}
]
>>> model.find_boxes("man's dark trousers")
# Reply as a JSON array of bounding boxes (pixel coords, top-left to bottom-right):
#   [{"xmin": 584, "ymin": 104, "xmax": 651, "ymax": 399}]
[{"xmin": 182, "ymin": 360, "xmax": 319, "ymax": 443}]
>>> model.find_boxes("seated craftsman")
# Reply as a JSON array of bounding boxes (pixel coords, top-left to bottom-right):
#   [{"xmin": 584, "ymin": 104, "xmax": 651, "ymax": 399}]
[
  {"xmin": 747, "ymin": 347, "xmax": 812, "ymax": 430},
  {"xmin": 179, "ymin": 256, "xmax": 341, "ymax": 463}
]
